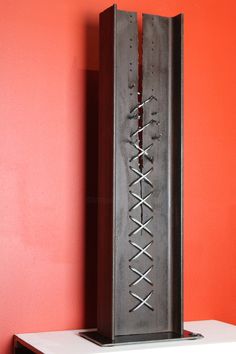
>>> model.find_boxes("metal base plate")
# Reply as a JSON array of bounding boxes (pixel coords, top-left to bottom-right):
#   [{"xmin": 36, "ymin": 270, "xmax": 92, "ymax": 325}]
[{"xmin": 80, "ymin": 330, "xmax": 203, "ymax": 347}]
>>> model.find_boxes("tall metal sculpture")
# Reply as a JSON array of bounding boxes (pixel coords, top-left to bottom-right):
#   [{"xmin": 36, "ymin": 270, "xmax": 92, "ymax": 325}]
[{"xmin": 81, "ymin": 4, "xmax": 202, "ymax": 346}]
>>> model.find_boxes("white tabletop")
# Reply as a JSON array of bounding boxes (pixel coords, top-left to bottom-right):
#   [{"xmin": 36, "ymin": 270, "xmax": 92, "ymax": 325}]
[{"xmin": 15, "ymin": 320, "xmax": 236, "ymax": 354}]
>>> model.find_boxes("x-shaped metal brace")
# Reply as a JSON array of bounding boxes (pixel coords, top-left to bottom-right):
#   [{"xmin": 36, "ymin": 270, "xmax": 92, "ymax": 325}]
[
  {"xmin": 129, "ymin": 290, "xmax": 154, "ymax": 312},
  {"xmin": 129, "ymin": 166, "xmax": 153, "ymax": 187},
  {"xmin": 129, "ymin": 191, "xmax": 153, "ymax": 212},
  {"xmin": 129, "ymin": 265, "xmax": 153, "ymax": 286},
  {"xmin": 129, "ymin": 216, "xmax": 153, "ymax": 237},
  {"xmin": 130, "ymin": 142, "xmax": 153, "ymax": 163},
  {"xmin": 129, "ymin": 240, "xmax": 153, "ymax": 261}
]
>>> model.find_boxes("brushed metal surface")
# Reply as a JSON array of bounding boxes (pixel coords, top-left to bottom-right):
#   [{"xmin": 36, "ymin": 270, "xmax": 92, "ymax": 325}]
[{"xmin": 97, "ymin": 4, "xmax": 184, "ymax": 342}]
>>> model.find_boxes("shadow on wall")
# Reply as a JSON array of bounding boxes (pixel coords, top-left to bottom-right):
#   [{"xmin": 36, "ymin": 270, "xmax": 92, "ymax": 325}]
[{"xmin": 83, "ymin": 20, "xmax": 99, "ymax": 328}]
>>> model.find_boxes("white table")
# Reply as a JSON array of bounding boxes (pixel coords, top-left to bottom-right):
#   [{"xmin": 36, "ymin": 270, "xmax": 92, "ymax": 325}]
[{"xmin": 14, "ymin": 320, "xmax": 236, "ymax": 354}]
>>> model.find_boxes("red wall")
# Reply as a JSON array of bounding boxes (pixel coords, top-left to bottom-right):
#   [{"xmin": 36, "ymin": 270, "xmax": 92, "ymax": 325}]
[{"xmin": 1, "ymin": 1, "xmax": 236, "ymax": 353}]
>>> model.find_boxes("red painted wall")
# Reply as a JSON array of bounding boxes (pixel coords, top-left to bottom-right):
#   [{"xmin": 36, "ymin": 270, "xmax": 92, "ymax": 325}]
[{"xmin": 1, "ymin": 1, "xmax": 236, "ymax": 353}]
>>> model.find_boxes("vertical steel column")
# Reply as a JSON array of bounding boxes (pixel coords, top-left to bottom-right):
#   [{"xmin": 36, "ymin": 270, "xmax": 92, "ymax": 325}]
[
  {"xmin": 81, "ymin": 4, "xmax": 202, "ymax": 346},
  {"xmin": 142, "ymin": 13, "xmax": 183, "ymax": 335}
]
